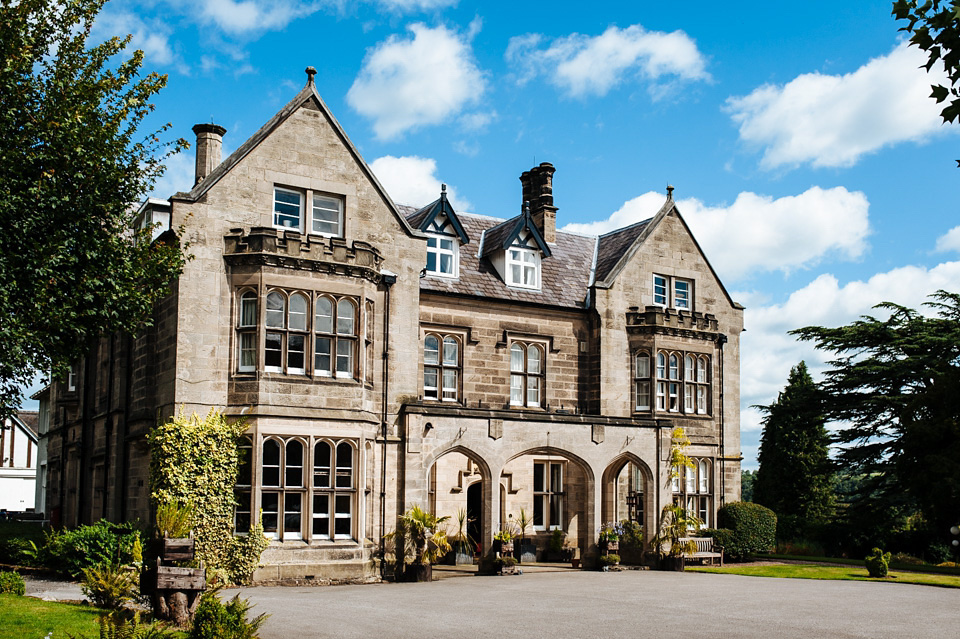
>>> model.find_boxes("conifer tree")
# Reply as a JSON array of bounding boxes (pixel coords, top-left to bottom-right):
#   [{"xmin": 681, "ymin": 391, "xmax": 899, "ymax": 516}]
[{"xmin": 753, "ymin": 361, "xmax": 835, "ymax": 540}]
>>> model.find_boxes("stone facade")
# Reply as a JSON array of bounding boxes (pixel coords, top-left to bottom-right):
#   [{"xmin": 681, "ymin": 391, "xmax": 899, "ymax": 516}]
[{"xmin": 39, "ymin": 71, "xmax": 744, "ymax": 581}]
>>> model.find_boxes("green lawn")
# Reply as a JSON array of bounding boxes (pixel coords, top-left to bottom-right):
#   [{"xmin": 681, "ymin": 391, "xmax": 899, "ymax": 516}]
[
  {"xmin": 0, "ymin": 594, "xmax": 106, "ymax": 639},
  {"xmin": 688, "ymin": 563, "xmax": 960, "ymax": 588}
]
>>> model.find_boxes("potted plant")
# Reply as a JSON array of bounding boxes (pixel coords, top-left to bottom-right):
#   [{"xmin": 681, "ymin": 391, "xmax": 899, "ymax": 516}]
[
  {"xmin": 492, "ymin": 528, "xmax": 514, "ymax": 557},
  {"xmin": 598, "ymin": 521, "xmax": 623, "ymax": 553},
  {"xmin": 651, "ymin": 503, "xmax": 701, "ymax": 571},
  {"xmin": 598, "ymin": 553, "xmax": 621, "ymax": 571},
  {"xmin": 545, "ymin": 528, "xmax": 566, "ymax": 562},
  {"xmin": 386, "ymin": 505, "xmax": 451, "ymax": 582},
  {"xmin": 618, "ymin": 519, "xmax": 644, "ymax": 565},
  {"xmin": 495, "ymin": 555, "xmax": 519, "ymax": 575},
  {"xmin": 445, "ymin": 508, "xmax": 476, "ymax": 565},
  {"xmin": 514, "ymin": 509, "xmax": 536, "ymax": 563}
]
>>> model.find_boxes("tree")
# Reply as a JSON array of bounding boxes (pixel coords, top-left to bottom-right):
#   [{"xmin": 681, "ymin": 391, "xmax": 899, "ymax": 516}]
[
  {"xmin": 752, "ymin": 361, "xmax": 835, "ymax": 540},
  {"xmin": 740, "ymin": 469, "xmax": 757, "ymax": 502},
  {"xmin": 0, "ymin": 0, "xmax": 187, "ymax": 417},
  {"xmin": 893, "ymin": 0, "xmax": 960, "ymax": 165},
  {"xmin": 792, "ymin": 291, "xmax": 960, "ymax": 538}
]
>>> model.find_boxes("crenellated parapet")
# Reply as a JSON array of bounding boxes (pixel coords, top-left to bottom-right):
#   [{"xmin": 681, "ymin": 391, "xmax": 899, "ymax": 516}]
[
  {"xmin": 626, "ymin": 305, "xmax": 721, "ymax": 341},
  {"xmin": 223, "ymin": 227, "xmax": 384, "ymax": 282}
]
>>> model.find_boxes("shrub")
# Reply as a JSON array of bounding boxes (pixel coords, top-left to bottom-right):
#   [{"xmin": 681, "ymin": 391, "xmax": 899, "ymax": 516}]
[
  {"xmin": 81, "ymin": 564, "xmax": 139, "ymax": 610},
  {"xmin": 39, "ymin": 521, "xmax": 142, "ymax": 577},
  {"xmin": 69, "ymin": 611, "xmax": 179, "ymax": 639},
  {"xmin": 189, "ymin": 592, "xmax": 268, "ymax": 639},
  {"xmin": 599, "ymin": 554, "xmax": 620, "ymax": 567},
  {"xmin": 717, "ymin": 502, "xmax": 776, "ymax": 560},
  {"xmin": 548, "ymin": 529, "xmax": 565, "ymax": 553},
  {"xmin": 0, "ymin": 570, "xmax": 26, "ymax": 595},
  {"xmin": 697, "ymin": 528, "xmax": 734, "ymax": 557},
  {"xmin": 865, "ymin": 547, "xmax": 891, "ymax": 578},
  {"xmin": 495, "ymin": 556, "xmax": 518, "ymax": 569},
  {"xmin": 0, "ymin": 537, "xmax": 37, "ymax": 566},
  {"xmin": 155, "ymin": 501, "xmax": 194, "ymax": 539},
  {"xmin": 776, "ymin": 539, "xmax": 825, "ymax": 557},
  {"xmin": 619, "ymin": 519, "xmax": 643, "ymax": 549},
  {"xmin": 890, "ymin": 552, "xmax": 924, "ymax": 565}
]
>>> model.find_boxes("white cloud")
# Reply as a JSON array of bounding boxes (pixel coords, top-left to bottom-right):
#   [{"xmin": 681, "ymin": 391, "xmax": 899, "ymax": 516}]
[
  {"xmin": 369, "ymin": 155, "xmax": 470, "ymax": 210},
  {"xmin": 726, "ymin": 41, "xmax": 953, "ymax": 170},
  {"xmin": 740, "ymin": 261, "xmax": 960, "ymax": 412},
  {"xmin": 189, "ymin": 0, "xmax": 322, "ymax": 35},
  {"xmin": 150, "ymin": 151, "xmax": 197, "ymax": 198},
  {"xmin": 347, "ymin": 23, "xmax": 486, "ymax": 140},
  {"xmin": 505, "ymin": 24, "xmax": 709, "ymax": 98},
  {"xmin": 373, "ymin": 0, "xmax": 458, "ymax": 11},
  {"xmin": 93, "ymin": 9, "xmax": 187, "ymax": 73},
  {"xmin": 562, "ymin": 186, "xmax": 871, "ymax": 282},
  {"xmin": 935, "ymin": 225, "xmax": 960, "ymax": 253}
]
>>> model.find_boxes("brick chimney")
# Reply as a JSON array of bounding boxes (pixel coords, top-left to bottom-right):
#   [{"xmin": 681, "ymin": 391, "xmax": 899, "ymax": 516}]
[
  {"xmin": 520, "ymin": 162, "xmax": 557, "ymax": 243},
  {"xmin": 192, "ymin": 123, "xmax": 227, "ymax": 185}
]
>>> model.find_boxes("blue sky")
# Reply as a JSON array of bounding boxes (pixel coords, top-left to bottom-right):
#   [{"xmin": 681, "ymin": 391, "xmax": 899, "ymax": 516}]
[{"xmin": 26, "ymin": 0, "xmax": 960, "ymax": 468}]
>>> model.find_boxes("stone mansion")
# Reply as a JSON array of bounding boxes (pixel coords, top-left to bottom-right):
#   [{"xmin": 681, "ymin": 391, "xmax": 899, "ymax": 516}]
[{"xmin": 37, "ymin": 69, "xmax": 743, "ymax": 581}]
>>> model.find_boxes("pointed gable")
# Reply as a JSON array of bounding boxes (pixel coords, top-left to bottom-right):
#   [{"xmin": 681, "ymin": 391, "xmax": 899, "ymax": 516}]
[
  {"xmin": 481, "ymin": 205, "xmax": 551, "ymax": 258},
  {"xmin": 406, "ymin": 185, "xmax": 469, "ymax": 243},
  {"xmin": 170, "ymin": 67, "xmax": 419, "ymax": 238}
]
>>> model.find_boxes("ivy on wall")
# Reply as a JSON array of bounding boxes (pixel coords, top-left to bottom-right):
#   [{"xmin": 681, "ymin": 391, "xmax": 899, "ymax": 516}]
[{"xmin": 148, "ymin": 408, "xmax": 268, "ymax": 585}]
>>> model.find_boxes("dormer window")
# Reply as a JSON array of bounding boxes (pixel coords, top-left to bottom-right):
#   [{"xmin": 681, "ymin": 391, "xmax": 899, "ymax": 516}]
[
  {"xmin": 507, "ymin": 247, "xmax": 540, "ymax": 289},
  {"xmin": 426, "ymin": 234, "xmax": 458, "ymax": 277}
]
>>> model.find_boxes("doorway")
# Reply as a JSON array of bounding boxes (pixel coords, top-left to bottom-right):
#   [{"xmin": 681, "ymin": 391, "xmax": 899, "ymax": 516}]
[{"xmin": 466, "ymin": 481, "xmax": 483, "ymax": 554}]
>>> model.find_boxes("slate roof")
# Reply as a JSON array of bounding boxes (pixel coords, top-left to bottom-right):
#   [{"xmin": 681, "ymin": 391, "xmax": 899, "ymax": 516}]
[
  {"xmin": 413, "ymin": 212, "xmax": 596, "ymax": 309},
  {"xmin": 15, "ymin": 411, "xmax": 38, "ymax": 438},
  {"xmin": 594, "ymin": 220, "xmax": 652, "ymax": 283}
]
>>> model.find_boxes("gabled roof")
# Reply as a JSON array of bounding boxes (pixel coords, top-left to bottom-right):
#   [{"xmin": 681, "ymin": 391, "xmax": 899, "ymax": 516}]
[
  {"xmin": 406, "ymin": 185, "xmax": 470, "ymax": 243},
  {"xmin": 480, "ymin": 205, "xmax": 551, "ymax": 258},
  {"xmin": 170, "ymin": 69, "xmax": 420, "ymax": 238},
  {"xmin": 593, "ymin": 196, "xmax": 741, "ymax": 309},
  {"xmin": 420, "ymin": 213, "xmax": 593, "ymax": 309}
]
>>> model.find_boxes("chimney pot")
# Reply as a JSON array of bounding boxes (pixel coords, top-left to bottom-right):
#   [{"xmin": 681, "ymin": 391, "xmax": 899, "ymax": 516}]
[
  {"xmin": 521, "ymin": 162, "xmax": 557, "ymax": 243},
  {"xmin": 192, "ymin": 123, "xmax": 227, "ymax": 185}
]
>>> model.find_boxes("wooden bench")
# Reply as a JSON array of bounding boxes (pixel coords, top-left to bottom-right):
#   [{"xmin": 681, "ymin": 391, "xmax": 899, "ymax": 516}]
[{"xmin": 679, "ymin": 537, "xmax": 723, "ymax": 566}]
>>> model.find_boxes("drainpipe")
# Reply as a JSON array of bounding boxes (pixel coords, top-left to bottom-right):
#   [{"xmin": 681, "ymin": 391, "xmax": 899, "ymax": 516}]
[
  {"xmin": 378, "ymin": 269, "xmax": 397, "ymax": 579},
  {"xmin": 718, "ymin": 334, "xmax": 727, "ymax": 506}
]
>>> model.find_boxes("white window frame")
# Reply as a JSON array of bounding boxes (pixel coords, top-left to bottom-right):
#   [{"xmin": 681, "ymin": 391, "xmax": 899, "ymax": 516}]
[
  {"xmin": 426, "ymin": 233, "xmax": 459, "ymax": 278},
  {"xmin": 674, "ymin": 278, "xmax": 691, "ymax": 309},
  {"xmin": 506, "ymin": 247, "xmax": 541, "ymax": 290},
  {"xmin": 634, "ymin": 351, "xmax": 651, "ymax": 411},
  {"xmin": 67, "ymin": 365, "xmax": 78, "ymax": 392},
  {"xmin": 533, "ymin": 461, "xmax": 564, "ymax": 531},
  {"xmin": 653, "ymin": 274, "xmax": 694, "ymax": 310},
  {"xmin": 423, "ymin": 333, "xmax": 461, "ymax": 402},
  {"xmin": 273, "ymin": 185, "xmax": 344, "ymax": 238},
  {"xmin": 510, "ymin": 342, "xmax": 545, "ymax": 407},
  {"xmin": 653, "ymin": 275, "xmax": 668, "ymax": 306}
]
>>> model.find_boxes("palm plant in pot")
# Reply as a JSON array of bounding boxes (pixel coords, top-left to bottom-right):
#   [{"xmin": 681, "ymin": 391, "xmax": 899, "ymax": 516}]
[
  {"xmin": 515, "ymin": 509, "xmax": 536, "ymax": 563},
  {"xmin": 387, "ymin": 505, "xmax": 451, "ymax": 582},
  {"xmin": 445, "ymin": 508, "xmax": 475, "ymax": 565},
  {"xmin": 651, "ymin": 503, "xmax": 701, "ymax": 571}
]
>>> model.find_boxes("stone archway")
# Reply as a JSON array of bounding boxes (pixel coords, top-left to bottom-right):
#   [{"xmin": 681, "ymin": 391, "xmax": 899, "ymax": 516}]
[
  {"xmin": 500, "ymin": 446, "xmax": 596, "ymax": 561},
  {"xmin": 601, "ymin": 454, "xmax": 655, "ymax": 549},
  {"xmin": 423, "ymin": 445, "xmax": 491, "ymax": 554}
]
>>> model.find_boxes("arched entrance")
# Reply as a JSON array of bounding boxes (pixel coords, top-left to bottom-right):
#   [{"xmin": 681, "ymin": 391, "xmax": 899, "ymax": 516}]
[
  {"xmin": 601, "ymin": 455, "xmax": 654, "ymax": 548},
  {"xmin": 425, "ymin": 446, "xmax": 490, "ymax": 560}
]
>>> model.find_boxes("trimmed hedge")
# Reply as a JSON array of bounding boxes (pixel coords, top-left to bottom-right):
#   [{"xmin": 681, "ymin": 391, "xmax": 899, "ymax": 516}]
[
  {"xmin": 0, "ymin": 570, "xmax": 26, "ymax": 595},
  {"xmin": 717, "ymin": 501, "xmax": 777, "ymax": 560},
  {"xmin": 697, "ymin": 528, "xmax": 734, "ymax": 555}
]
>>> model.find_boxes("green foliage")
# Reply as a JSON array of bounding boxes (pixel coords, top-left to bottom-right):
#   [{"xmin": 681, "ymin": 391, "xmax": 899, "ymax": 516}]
[
  {"xmin": 717, "ymin": 502, "xmax": 777, "ymax": 560},
  {"xmin": 154, "ymin": 501, "xmax": 194, "ymax": 539},
  {"xmin": 792, "ymin": 291, "xmax": 960, "ymax": 540},
  {"xmin": 548, "ymin": 528, "xmax": 565, "ymax": 553},
  {"xmin": 148, "ymin": 409, "xmax": 268, "ymax": 586},
  {"xmin": 80, "ymin": 564, "xmax": 139, "ymax": 610},
  {"xmin": 599, "ymin": 554, "xmax": 620, "ymax": 566},
  {"xmin": 494, "ymin": 555, "xmax": 518, "ymax": 570},
  {"xmin": 893, "ymin": 0, "xmax": 960, "ymax": 134},
  {"xmin": 0, "ymin": 570, "xmax": 26, "ymax": 595},
  {"xmin": 668, "ymin": 427, "xmax": 695, "ymax": 483},
  {"xmin": 514, "ymin": 508, "xmax": 533, "ymax": 543},
  {"xmin": 386, "ymin": 505, "xmax": 451, "ymax": 568},
  {"xmin": 0, "ymin": 0, "xmax": 188, "ymax": 418},
  {"xmin": 618, "ymin": 519, "xmax": 643, "ymax": 550},
  {"xmin": 652, "ymin": 504, "xmax": 701, "ymax": 557},
  {"xmin": 492, "ymin": 529, "xmax": 513, "ymax": 542},
  {"xmin": 69, "ymin": 611, "xmax": 180, "ymax": 639},
  {"xmin": 740, "ymin": 469, "xmax": 757, "ymax": 502},
  {"xmin": 753, "ymin": 362, "xmax": 835, "ymax": 540},
  {"xmin": 697, "ymin": 528, "xmax": 734, "ymax": 555},
  {"xmin": 39, "ymin": 521, "xmax": 142, "ymax": 577},
  {"xmin": 865, "ymin": 547, "xmax": 892, "ymax": 578},
  {"xmin": 189, "ymin": 592, "xmax": 268, "ymax": 639}
]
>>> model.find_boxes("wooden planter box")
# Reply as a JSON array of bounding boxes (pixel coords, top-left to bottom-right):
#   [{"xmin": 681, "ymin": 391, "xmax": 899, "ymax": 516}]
[
  {"xmin": 149, "ymin": 537, "xmax": 195, "ymax": 562},
  {"xmin": 600, "ymin": 540, "xmax": 619, "ymax": 553},
  {"xmin": 141, "ymin": 565, "xmax": 205, "ymax": 592}
]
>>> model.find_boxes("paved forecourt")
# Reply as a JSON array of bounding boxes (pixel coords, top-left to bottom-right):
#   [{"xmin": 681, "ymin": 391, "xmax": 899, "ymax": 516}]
[{"xmin": 225, "ymin": 569, "xmax": 956, "ymax": 639}]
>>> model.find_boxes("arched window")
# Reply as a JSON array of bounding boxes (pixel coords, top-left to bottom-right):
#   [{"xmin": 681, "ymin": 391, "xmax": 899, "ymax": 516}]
[
  {"xmin": 510, "ymin": 342, "xmax": 544, "ymax": 407},
  {"xmin": 684, "ymin": 354, "xmax": 695, "ymax": 412},
  {"xmin": 314, "ymin": 296, "xmax": 357, "ymax": 378},
  {"xmin": 696, "ymin": 356, "xmax": 710, "ymax": 415},
  {"xmin": 634, "ymin": 351, "xmax": 651, "ymax": 411},
  {"xmin": 656, "ymin": 352, "xmax": 668, "ymax": 411},
  {"xmin": 312, "ymin": 440, "xmax": 356, "ymax": 540},
  {"xmin": 235, "ymin": 436, "xmax": 253, "ymax": 533},
  {"xmin": 287, "ymin": 294, "xmax": 308, "ymax": 374},
  {"xmin": 264, "ymin": 292, "xmax": 286, "ymax": 372}
]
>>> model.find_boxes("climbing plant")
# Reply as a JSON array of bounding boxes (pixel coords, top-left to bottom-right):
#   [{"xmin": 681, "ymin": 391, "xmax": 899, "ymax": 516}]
[{"xmin": 148, "ymin": 409, "xmax": 268, "ymax": 585}]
